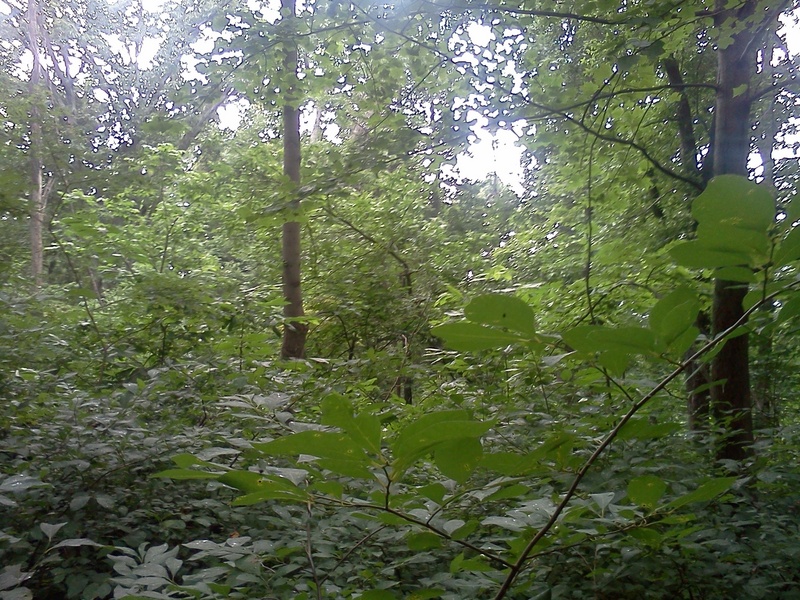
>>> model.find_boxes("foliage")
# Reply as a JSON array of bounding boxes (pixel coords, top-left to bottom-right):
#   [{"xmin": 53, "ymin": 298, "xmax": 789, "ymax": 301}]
[{"xmin": 1, "ymin": 0, "xmax": 800, "ymax": 598}]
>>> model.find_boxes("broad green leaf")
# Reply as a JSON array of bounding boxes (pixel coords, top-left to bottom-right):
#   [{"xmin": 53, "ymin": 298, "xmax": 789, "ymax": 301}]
[
  {"xmin": 480, "ymin": 452, "xmax": 545, "ymax": 476},
  {"xmin": 665, "ymin": 477, "xmax": 738, "ymax": 510},
  {"xmin": 627, "ymin": 527, "xmax": 663, "ymax": 547},
  {"xmin": 407, "ymin": 589, "xmax": 446, "ymax": 599},
  {"xmin": 597, "ymin": 349, "xmax": 632, "ymax": 375},
  {"xmin": 484, "ymin": 484, "xmax": 530, "ymax": 502},
  {"xmin": 40, "ymin": 522, "xmax": 66, "ymax": 540},
  {"xmin": 406, "ymin": 531, "xmax": 442, "ymax": 551},
  {"xmin": 648, "ymin": 287, "xmax": 701, "ymax": 350},
  {"xmin": 152, "ymin": 469, "xmax": 220, "ymax": 480},
  {"xmin": 433, "ymin": 437, "xmax": 483, "ymax": 483},
  {"xmin": 171, "ymin": 453, "xmax": 220, "ymax": 469},
  {"xmin": 312, "ymin": 480, "xmax": 344, "ymax": 498},
  {"xmin": 321, "ymin": 394, "xmax": 382, "ymax": 454},
  {"xmin": 618, "ymin": 418, "xmax": 681, "ymax": 441},
  {"xmin": 231, "ymin": 489, "xmax": 309, "ymax": 505},
  {"xmin": 714, "ymin": 266, "xmax": 757, "ymax": 283},
  {"xmin": 627, "ymin": 475, "xmax": 667, "ymax": 510},
  {"xmin": 670, "ymin": 241, "xmax": 751, "ymax": 268},
  {"xmin": 451, "ymin": 519, "xmax": 479, "ymax": 540},
  {"xmin": 695, "ymin": 222, "xmax": 769, "ymax": 257},
  {"xmin": 219, "ymin": 471, "xmax": 308, "ymax": 506},
  {"xmin": 563, "ymin": 326, "xmax": 656, "ymax": 355},
  {"xmin": 219, "ymin": 472, "xmax": 309, "ymax": 505},
  {"xmin": 430, "ymin": 322, "xmax": 526, "ymax": 351},
  {"xmin": 417, "ymin": 482, "xmax": 448, "ymax": 503},
  {"xmin": 391, "ymin": 411, "xmax": 493, "ymax": 474},
  {"xmin": 449, "ymin": 552, "xmax": 493, "ymax": 573},
  {"xmin": 252, "ymin": 431, "xmax": 369, "ymax": 464},
  {"xmin": 51, "ymin": 538, "xmax": 105, "ymax": 549},
  {"xmin": 359, "ymin": 591, "xmax": 397, "ymax": 600},
  {"xmin": 464, "ymin": 294, "xmax": 536, "ymax": 335},
  {"xmin": 320, "ymin": 393, "xmax": 353, "ymax": 425},
  {"xmin": 218, "ymin": 471, "xmax": 287, "ymax": 493},
  {"xmin": 692, "ymin": 175, "xmax": 775, "ymax": 232},
  {"xmin": 774, "ymin": 225, "xmax": 800, "ymax": 267}
]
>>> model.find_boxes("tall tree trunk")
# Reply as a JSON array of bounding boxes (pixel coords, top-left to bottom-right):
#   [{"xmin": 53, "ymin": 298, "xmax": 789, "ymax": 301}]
[
  {"xmin": 27, "ymin": 0, "xmax": 45, "ymax": 287},
  {"xmin": 280, "ymin": 0, "xmax": 307, "ymax": 359},
  {"xmin": 709, "ymin": 0, "xmax": 759, "ymax": 461}
]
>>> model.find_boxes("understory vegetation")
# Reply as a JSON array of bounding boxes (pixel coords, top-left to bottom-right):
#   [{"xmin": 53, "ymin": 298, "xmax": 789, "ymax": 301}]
[{"xmin": 2, "ymin": 0, "xmax": 800, "ymax": 598}]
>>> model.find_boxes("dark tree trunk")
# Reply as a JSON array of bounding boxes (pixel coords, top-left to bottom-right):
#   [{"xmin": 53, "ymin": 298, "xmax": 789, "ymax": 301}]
[
  {"xmin": 280, "ymin": 0, "xmax": 308, "ymax": 359},
  {"xmin": 709, "ymin": 0, "xmax": 760, "ymax": 461}
]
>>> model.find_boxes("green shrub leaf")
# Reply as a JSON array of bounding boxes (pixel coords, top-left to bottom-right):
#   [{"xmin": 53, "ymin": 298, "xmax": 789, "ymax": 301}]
[{"xmin": 627, "ymin": 475, "xmax": 667, "ymax": 510}]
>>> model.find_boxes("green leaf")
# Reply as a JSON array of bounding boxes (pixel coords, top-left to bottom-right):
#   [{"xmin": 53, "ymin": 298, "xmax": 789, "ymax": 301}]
[
  {"xmin": 218, "ymin": 471, "xmax": 278, "ymax": 493},
  {"xmin": 406, "ymin": 531, "xmax": 442, "ymax": 551},
  {"xmin": 417, "ymin": 483, "xmax": 448, "ymax": 503},
  {"xmin": 217, "ymin": 472, "xmax": 309, "ymax": 504},
  {"xmin": 406, "ymin": 590, "xmax": 446, "ymax": 600},
  {"xmin": 695, "ymin": 222, "xmax": 769, "ymax": 258},
  {"xmin": 252, "ymin": 430, "xmax": 369, "ymax": 464},
  {"xmin": 692, "ymin": 175, "xmax": 775, "ymax": 232},
  {"xmin": 433, "ymin": 437, "xmax": 483, "ymax": 483},
  {"xmin": 451, "ymin": 520, "xmax": 479, "ymax": 540},
  {"xmin": 430, "ymin": 322, "xmax": 526, "ymax": 351},
  {"xmin": 391, "ymin": 411, "xmax": 493, "ymax": 474},
  {"xmin": 618, "ymin": 418, "xmax": 680, "ymax": 441},
  {"xmin": 312, "ymin": 480, "xmax": 344, "ymax": 498},
  {"xmin": 321, "ymin": 394, "xmax": 382, "ymax": 454},
  {"xmin": 714, "ymin": 266, "xmax": 757, "ymax": 283},
  {"xmin": 359, "ymin": 591, "xmax": 398, "ymax": 600},
  {"xmin": 627, "ymin": 527, "xmax": 663, "ymax": 547},
  {"xmin": 670, "ymin": 241, "xmax": 751, "ymax": 268},
  {"xmin": 171, "ymin": 453, "xmax": 220, "ymax": 469},
  {"xmin": 627, "ymin": 475, "xmax": 667, "ymax": 510},
  {"xmin": 151, "ymin": 469, "xmax": 220, "ymax": 480},
  {"xmin": 562, "ymin": 326, "xmax": 656, "ymax": 356},
  {"xmin": 320, "ymin": 393, "xmax": 353, "ymax": 425},
  {"xmin": 464, "ymin": 294, "xmax": 536, "ymax": 335},
  {"xmin": 774, "ymin": 225, "xmax": 800, "ymax": 267},
  {"xmin": 665, "ymin": 477, "xmax": 738, "ymax": 510},
  {"xmin": 648, "ymin": 287, "xmax": 701, "ymax": 351},
  {"xmin": 484, "ymin": 484, "xmax": 530, "ymax": 502},
  {"xmin": 480, "ymin": 452, "xmax": 545, "ymax": 476},
  {"xmin": 449, "ymin": 552, "xmax": 493, "ymax": 573}
]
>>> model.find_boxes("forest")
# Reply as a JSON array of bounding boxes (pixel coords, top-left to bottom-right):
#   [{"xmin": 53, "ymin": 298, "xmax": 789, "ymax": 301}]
[{"xmin": 2, "ymin": 0, "xmax": 800, "ymax": 598}]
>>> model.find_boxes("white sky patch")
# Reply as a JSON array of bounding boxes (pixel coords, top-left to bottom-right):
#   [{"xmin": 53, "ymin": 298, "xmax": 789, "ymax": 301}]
[
  {"xmin": 0, "ymin": 1, "xmax": 10, "ymax": 15},
  {"xmin": 466, "ymin": 22, "xmax": 495, "ymax": 48},
  {"xmin": 446, "ymin": 110, "xmax": 526, "ymax": 194},
  {"xmin": 218, "ymin": 98, "xmax": 250, "ymax": 130},
  {"xmin": 778, "ymin": 10, "xmax": 800, "ymax": 56}
]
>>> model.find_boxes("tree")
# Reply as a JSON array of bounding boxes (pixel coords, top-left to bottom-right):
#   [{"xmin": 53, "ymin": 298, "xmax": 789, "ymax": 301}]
[{"xmin": 279, "ymin": 0, "xmax": 308, "ymax": 359}]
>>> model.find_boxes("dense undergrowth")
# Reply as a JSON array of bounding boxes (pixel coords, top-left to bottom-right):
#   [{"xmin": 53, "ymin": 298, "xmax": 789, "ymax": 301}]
[{"xmin": 2, "ymin": 278, "xmax": 800, "ymax": 600}]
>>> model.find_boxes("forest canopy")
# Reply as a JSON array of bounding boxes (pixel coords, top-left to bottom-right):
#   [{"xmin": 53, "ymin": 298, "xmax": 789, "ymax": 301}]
[{"xmin": 2, "ymin": 0, "xmax": 800, "ymax": 598}]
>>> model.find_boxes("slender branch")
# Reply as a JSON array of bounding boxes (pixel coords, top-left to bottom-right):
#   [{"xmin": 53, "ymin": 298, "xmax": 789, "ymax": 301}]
[
  {"xmin": 323, "ymin": 205, "xmax": 413, "ymax": 277},
  {"xmin": 563, "ymin": 113, "xmax": 704, "ymax": 191}
]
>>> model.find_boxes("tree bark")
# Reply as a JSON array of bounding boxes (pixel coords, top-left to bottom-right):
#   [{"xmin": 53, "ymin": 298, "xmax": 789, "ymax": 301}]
[
  {"xmin": 280, "ymin": 0, "xmax": 308, "ymax": 359},
  {"xmin": 26, "ymin": 0, "xmax": 45, "ymax": 287},
  {"xmin": 709, "ymin": 0, "xmax": 759, "ymax": 461}
]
